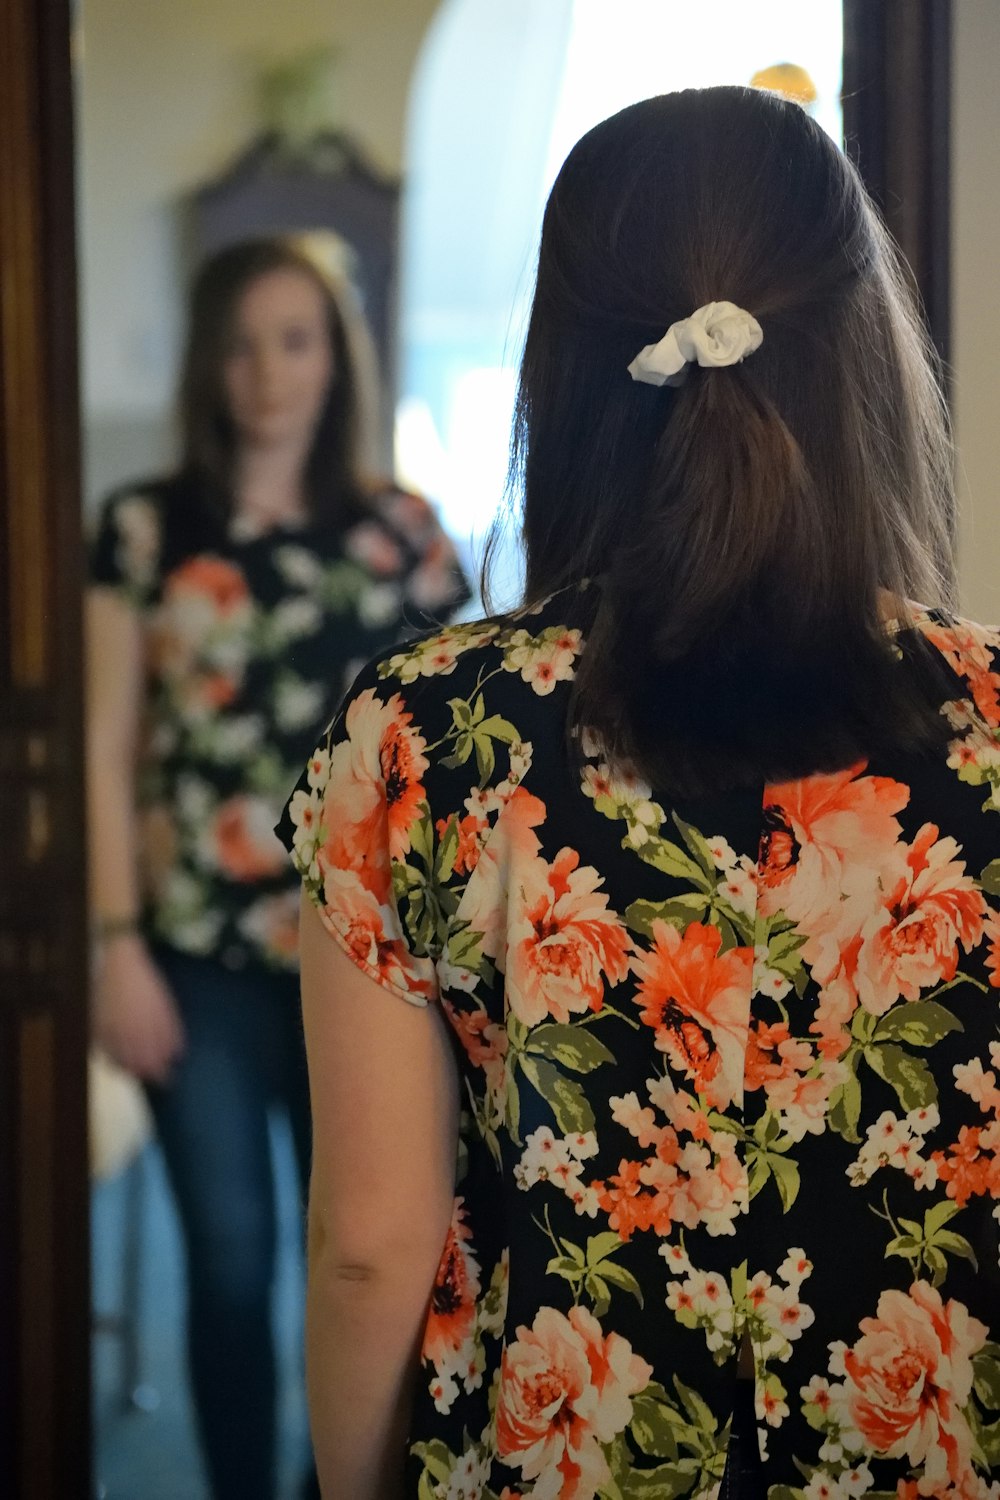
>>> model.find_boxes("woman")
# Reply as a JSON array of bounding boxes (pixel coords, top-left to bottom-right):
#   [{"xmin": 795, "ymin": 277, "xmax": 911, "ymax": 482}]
[
  {"xmin": 87, "ymin": 237, "xmax": 470, "ymax": 1500},
  {"xmin": 279, "ymin": 91, "xmax": 1000, "ymax": 1499}
]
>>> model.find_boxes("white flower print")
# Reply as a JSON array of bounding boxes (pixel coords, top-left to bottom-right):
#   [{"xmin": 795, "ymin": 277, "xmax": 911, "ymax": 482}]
[
  {"xmin": 269, "ymin": 596, "xmax": 322, "ymax": 642},
  {"xmin": 273, "ymin": 544, "xmax": 324, "ymax": 590},
  {"xmin": 358, "ymin": 581, "xmax": 402, "ymax": 628},
  {"xmin": 444, "ymin": 1443, "xmax": 489, "ymax": 1500},
  {"xmin": 502, "ymin": 626, "xmax": 582, "ymax": 695},
  {"xmin": 274, "ymin": 675, "xmax": 326, "ymax": 732}
]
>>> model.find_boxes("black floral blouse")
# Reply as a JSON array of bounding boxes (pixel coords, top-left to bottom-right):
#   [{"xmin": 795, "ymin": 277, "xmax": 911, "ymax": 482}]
[
  {"xmin": 89, "ymin": 477, "xmax": 471, "ymax": 970},
  {"xmin": 278, "ymin": 584, "xmax": 1000, "ymax": 1500}
]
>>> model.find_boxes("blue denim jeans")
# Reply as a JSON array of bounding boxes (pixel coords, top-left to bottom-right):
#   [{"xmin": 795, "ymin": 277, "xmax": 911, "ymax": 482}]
[{"xmin": 145, "ymin": 944, "xmax": 315, "ymax": 1500}]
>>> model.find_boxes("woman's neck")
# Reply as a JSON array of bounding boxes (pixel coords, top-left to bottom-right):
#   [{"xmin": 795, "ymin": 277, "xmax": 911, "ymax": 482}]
[{"xmin": 232, "ymin": 441, "xmax": 310, "ymax": 526}]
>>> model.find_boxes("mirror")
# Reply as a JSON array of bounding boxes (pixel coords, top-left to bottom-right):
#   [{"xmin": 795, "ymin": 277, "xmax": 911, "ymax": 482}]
[{"xmin": 78, "ymin": 4, "xmax": 846, "ymax": 1496}]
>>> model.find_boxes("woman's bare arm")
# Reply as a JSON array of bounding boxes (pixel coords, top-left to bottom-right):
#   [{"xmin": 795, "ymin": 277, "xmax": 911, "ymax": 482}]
[
  {"xmin": 299, "ymin": 894, "xmax": 460, "ymax": 1498},
  {"xmin": 86, "ymin": 587, "xmax": 145, "ymax": 924},
  {"xmin": 86, "ymin": 586, "xmax": 184, "ymax": 1080}
]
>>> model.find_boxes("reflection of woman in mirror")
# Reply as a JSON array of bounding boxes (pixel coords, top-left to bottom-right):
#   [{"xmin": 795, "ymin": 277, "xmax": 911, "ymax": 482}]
[
  {"xmin": 276, "ymin": 89, "xmax": 999, "ymax": 1500},
  {"xmin": 86, "ymin": 238, "xmax": 470, "ymax": 1500}
]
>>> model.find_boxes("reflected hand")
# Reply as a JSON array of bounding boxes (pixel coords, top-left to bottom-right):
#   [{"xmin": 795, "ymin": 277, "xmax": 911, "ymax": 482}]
[{"xmin": 93, "ymin": 934, "xmax": 186, "ymax": 1084}]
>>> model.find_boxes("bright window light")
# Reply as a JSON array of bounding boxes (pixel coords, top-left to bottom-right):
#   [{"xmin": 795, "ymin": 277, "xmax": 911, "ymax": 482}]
[{"xmin": 399, "ymin": 0, "xmax": 844, "ymax": 603}]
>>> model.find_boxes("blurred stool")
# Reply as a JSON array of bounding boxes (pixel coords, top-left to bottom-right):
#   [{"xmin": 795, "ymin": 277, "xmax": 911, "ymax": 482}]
[
  {"xmin": 89, "ymin": 1049, "xmax": 158, "ymax": 1416},
  {"xmin": 92, "ymin": 1148, "xmax": 159, "ymax": 1416}
]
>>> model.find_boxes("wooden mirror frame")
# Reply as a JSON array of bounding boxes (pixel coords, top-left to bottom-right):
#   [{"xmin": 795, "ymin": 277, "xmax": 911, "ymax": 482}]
[
  {"xmin": 0, "ymin": 3, "xmax": 954, "ymax": 1494},
  {"xmin": 0, "ymin": 0, "xmax": 90, "ymax": 1496}
]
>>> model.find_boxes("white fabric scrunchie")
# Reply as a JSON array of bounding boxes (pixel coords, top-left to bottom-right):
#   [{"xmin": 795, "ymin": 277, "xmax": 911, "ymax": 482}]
[{"xmin": 627, "ymin": 301, "xmax": 763, "ymax": 387}]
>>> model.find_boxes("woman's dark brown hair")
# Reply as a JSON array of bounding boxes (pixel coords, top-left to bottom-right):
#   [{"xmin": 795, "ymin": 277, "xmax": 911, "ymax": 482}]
[
  {"xmin": 177, "ymin": 237, "xmax": 377, "ymax": 532},
  {"xmin": 496, "ymin": 86, "xmax": 957, "ymax": 797}
]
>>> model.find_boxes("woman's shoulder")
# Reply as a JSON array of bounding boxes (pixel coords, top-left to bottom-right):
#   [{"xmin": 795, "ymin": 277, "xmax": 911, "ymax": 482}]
[
  {"xmin": 371, "ymin": 584, "xmax": 592, "ymax": 700},
  {"xmin": 909, "ymin": 606, "xmax": 1000, "ymax": 714}
]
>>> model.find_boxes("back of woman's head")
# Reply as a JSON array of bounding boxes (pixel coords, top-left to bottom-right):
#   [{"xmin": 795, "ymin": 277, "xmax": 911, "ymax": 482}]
[
  {"xmin": 178, "ymin": 237, "xmax": 378, "ymax": 530},
  {"xmin": 508, "ymin": 86, "xmax": 956, "ymax": 796}
]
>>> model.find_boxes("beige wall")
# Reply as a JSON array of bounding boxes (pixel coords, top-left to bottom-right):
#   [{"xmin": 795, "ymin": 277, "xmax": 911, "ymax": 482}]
[
  {"xmin": 77, "ymin": 0, "xmax": 438, "ymax": 500},
  {"xmin": 952, "ymin": 0, "xmax": 1000, "ymax": 620}
]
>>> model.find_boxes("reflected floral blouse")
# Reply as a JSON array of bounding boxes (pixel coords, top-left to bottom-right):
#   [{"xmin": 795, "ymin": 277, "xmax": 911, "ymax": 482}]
[
  {"xmin": 90, "ymin": 477, "xmax": 470, "ymax": 970},
  {"xmin": 279, "ymin": 583, "xmax": 1000, "ymax": 1500}
]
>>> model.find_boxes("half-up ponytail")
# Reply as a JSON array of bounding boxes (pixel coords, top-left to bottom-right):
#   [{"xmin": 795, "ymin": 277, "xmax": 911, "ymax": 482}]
[{"xmin": 498, "ymin": 87, "xmax": 956, "ymax": 797}]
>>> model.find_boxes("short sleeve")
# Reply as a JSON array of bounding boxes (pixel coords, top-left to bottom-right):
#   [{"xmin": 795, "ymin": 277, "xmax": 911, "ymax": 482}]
[
  {"xmin": 89, "ymin": 489, "xmax": 163, "ymax": 607},
  {"xmin": 276, "ymin": 659, "xmax": 441, "ymax": 1006}
]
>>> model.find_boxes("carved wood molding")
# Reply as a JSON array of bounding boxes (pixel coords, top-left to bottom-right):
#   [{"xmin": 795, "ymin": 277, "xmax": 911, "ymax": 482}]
[{"xmin": 0, "ymin": 0, "xmax": 90, "ymax": 1494}]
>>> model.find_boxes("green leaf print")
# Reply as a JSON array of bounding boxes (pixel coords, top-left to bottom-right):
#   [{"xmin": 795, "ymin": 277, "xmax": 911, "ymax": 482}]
[
  {"xmin": 408, "ymin": 810, "xmax": 435, "ymax": 869},
  {"xmin": 410, "ymin": 1439, "xmax": 453, "ymax": 1484},
  {"xmin": 478, "ymin": 712, "xmax": 519, "ymax": 743},
  {"xmin": 435, "ymin": 815, "xmax": 460, "ymax": 881},
  {"xmin": 672, "ymin": 1377, "xmax": 717, "ymax": 1438},
  {"xmin": 878, "ymin": 1195, "xmax": 978, "ymax": 1287},
  {"xmin": 518, "ymin": 1054, "xmax": 596, "ymax": 1133},
  {"xmin": 625, "ymin": 894, "xmax": 710, "ymax": 938},
  {"xmin": 598, "ymin": 1260, "xmax": 645, "ymax": 1307},
  {"xmin": 828, "ymin": 1067, "xmax": 863, "ymax": 1143},
  {"xmin": 640, "ymin": 839, "xmax": 713, "ymax": 889},
  {"xmin": 525, "ymin": 1023, "xmax": 615, "ymax": 1073},
  {"xmin": 542, "ymin": 1227, "xmax": 643, "ymax": 1315},
  {"xmin": 629, "ymin": 1393, "xmax": 681, "ymax": 1460},
  {"xmin": 770, "ymin": 1154, "xmax": 801, "ymax": 1211},
  {"xmin": 746, "ymin": 1142, "xmax": 800, "ymax": 1210},
  {"xmin": 619, "ymin": 1459, "xmax": 700, "ymax": 1499},
  {"xmin": 441, "ymin": 732, "xmax": 475, "ymax": 769},
  {"xmin": 863, "ymin": 1043, "xmax": 937, "ymax": 1112},
  {"xmin": 967, "ymin": 1400, "xmax": 1000, "ymax": 1467},
  {"xmin": 980, "ymin": 858, "xmax": 1000, "ymax": 895},
  {"xmin": 441, "ymin": 696, "xmax": 519, "ymax": 786},
  {"xmin": 446, "ymin": 695, "xmax": 478, "ymax": 729},
  {"xmin": 671, "ymin": 814, "xmax": 717, "ymax": 879},
  {"xmin": 974, "ymin": 1346, "xmax": 1000, "ymax": 1410},
  {"xmin": 872, "ymin": 1001, "xmax": 963, "ymax": 1047}
]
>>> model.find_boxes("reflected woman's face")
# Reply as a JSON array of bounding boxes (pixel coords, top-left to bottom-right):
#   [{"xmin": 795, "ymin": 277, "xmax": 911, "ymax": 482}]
[{"xmin": 222, "ymin": 268, "xmax": 334, "ymax": 452}]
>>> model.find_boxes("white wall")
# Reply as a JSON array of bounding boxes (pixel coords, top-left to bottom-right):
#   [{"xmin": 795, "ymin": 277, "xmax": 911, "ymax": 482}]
[
  {"xmin": 952, "ymin": 0, "xmax": 1000, "ymax": 621},
  {"xmin": 75, "ymin": 0, "xmax": 438, "ymax": 504}
]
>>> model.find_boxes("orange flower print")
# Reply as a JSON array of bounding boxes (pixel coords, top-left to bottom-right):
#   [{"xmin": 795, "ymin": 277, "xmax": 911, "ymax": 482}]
[
  {"xmin": 841, "ymin": 1282, "xmax": 988, "ymax": 1491},
  {"xmin": 318, "ymin": 688, "xmax": 429, "ymax": 903},
  {"xmin": 924, "ymin": 620, "xmax": 1000, "ymax": 729},
  {"xmin": 631, "ymin": 921, "xmax": 752, "ymax": 1109},
  {"xmin": 152, "ymin": 556, "xmax": 253, "ymax": 701},
  {"xmin": 436, "ymin": 810, "xmax": 487, "ymax": 877},
  {"xmin": 496, "ymin": 1304, "xmax": 652, "ymax": 1500},
  {"xmin": 933, "ymin": 1124, "xmax": 1000, "ymax": 1207},
  {"xmin": 442, "ymin": 998, "xmax": 506, "ymax": 1069},
  {"xmin": 461, "ymin": 788, "xmax": 547, "ymax": 966},
  {"xmin": 320, "ymin": 868, "xmax": 434, "ymax": 1000},
  {"xmin": 759, "ymin": 764, "xmax": 910, "ymax": 969},
  {"xmin": 237, "ymin": 890, "xmax": 300, "ymax": 963},
  {"xmin": 853, "ymin": 825, "xmax": 986, "ymax": 1014},
  {"xmin": 165, "ymin": 554, "xmax": 251, "ymax": 615},
  {"xmin": 212, "ymin": 796, "xmax": 287, "ymax": 882},
  {"xmin": 506, "ymin": 848, "xmax": 631, "ymax": 1027},
  {"xmin": 422, "ymin": 1199, "xmax": 481, "ymax": 1373},
  {"xmin": 985, "ymin": 912, "xmax": 1000, "ymax": 989}
]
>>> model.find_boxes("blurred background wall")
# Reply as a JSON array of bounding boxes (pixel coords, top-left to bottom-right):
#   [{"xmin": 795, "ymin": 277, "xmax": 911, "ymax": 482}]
[
  {"xmin": 952, "ymin": 0, "xmax": 1000, "ymax": 623},
  {"xmin": 76, "ymin": 0, "xmax": 437, "ymax": 507}
]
